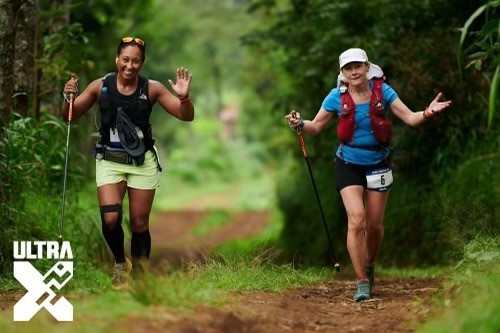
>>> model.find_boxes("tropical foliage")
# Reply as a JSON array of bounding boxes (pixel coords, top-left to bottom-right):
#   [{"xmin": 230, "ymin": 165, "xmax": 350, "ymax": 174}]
[{"xmin": 0, "ymin": 0, "xmax": 498, "ymax": 276}]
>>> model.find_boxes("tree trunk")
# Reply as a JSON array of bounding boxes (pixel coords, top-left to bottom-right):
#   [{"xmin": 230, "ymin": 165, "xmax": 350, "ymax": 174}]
[
  {"xmin": 0, "ymin": 0, "xmax": 24, "ymax": 126},
  {"xmin": 43, "ymin": 0, "xmax": 70, "ymax": 116},
  {"xmin": 13, "ymin": 0, "xmax": 37, "ymax": 117}
]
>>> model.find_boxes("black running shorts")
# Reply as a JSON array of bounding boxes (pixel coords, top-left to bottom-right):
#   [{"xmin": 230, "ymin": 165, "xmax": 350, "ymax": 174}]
[{"xmin": 334, "ymin": 157, "xmax": 392, "ymax": 192}]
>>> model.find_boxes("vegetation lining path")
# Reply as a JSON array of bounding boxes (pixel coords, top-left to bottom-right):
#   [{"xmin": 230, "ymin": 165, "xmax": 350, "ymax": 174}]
[
  {"xmin": 142, "ymin": 207, "xmax": 440, "ymax": 333},
  {"xmin": 115, "ymin": 275, "xmax": 439, "ymax": 333}
]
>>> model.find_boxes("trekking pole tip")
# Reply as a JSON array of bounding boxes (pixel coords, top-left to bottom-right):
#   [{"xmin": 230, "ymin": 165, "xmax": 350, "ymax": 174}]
[{"xmin": 57, "ymin": 235, "xmax": 63, "ymax": 245}]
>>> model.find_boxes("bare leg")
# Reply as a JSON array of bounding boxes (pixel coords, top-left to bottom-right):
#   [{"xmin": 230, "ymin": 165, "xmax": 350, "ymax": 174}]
[
  {"xmin": 128, "ymin": 187, "xmax": 155, "ymax": 233},
  {"xmin": 340, "ymin": 185, "xmax": 367, "ymax": 280},
  {"xmin": 364, "ymin": 190, "xmax": 389, "ymax": 265}
]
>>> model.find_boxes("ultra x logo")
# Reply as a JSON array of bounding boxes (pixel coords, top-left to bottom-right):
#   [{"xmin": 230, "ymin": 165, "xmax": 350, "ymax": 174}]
[{"xmin": 13, "ymin": 241, "xmax": 73, "ymax": 321}]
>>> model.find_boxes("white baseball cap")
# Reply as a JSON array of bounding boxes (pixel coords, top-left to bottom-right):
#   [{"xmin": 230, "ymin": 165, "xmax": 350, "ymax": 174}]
[
  {"xmin": 337, "ymin": 63, "xmax": 384, "ymax": 88},
  {"xmin": 339, "ymin": 48, "xmax": 369, "ymax": 69}
]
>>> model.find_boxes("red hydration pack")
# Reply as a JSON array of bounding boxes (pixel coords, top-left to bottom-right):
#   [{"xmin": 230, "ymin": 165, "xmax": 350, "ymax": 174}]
[{"xmin": 337, "ymin": 78, "xmax": 392, "ymax": 145}]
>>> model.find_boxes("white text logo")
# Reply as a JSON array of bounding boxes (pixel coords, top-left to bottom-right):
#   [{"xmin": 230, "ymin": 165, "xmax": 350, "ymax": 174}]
[{"xmin": 13, "ymin": 241, "xmax": 73, "ymax": 321}]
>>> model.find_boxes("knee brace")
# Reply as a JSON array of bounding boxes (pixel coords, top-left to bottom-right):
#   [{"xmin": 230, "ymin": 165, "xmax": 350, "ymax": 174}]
[{"xmin": 99, "ymin": 204, "xmax": 122, "ymax": 229}]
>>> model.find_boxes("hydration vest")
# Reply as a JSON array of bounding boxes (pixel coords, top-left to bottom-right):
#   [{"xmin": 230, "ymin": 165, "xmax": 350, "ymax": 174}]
[
  {"xmin": 97, "ymin": 73, "xmax": 154, "ymax": 149},
  {"xmin": 337, "ymin": 78, "xmax": 392, "ymax": 145}
]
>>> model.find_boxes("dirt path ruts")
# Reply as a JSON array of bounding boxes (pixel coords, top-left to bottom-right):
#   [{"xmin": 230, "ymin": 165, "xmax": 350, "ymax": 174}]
[
  {"xmin": 142, "ymin": 208, "xmax": 439, "ymax": 333},
  {"xmin": 0, "ymin": 201, "xmax": 440, "ymax": 333},
  {"xmin": 118, "ymin": 275, "xmax": 438, "ymax": 333}
]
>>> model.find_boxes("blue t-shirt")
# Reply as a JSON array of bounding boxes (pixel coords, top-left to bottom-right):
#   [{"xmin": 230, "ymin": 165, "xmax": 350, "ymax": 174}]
[{"xmin": 322, "ymin": 81, "xmax": 398, "ymax": 165}]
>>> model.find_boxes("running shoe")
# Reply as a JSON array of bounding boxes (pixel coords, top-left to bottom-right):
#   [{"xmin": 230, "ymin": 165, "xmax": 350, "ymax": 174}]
[
  {"xmin": 354, "ymin": 279, "xmax": 371, "ymax": 302},
  {"xmin": 112, "ymin": 257, "xmax": 132, "ymax": 290}
]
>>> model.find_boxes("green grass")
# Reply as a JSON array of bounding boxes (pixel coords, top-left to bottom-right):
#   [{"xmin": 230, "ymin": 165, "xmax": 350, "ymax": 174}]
[
  {"xmin": 416, "ymin": 237, "xmax": 500, "ymax": 333},
  {"xmin": 129, "ymin": 248, "xmax": 330, "ymax": 307},
  {"xmin": 376, "ymin": 265, "xmax": 447, "ymax": 278},
  {"xmin": 189, "ymin": 210, "xmax": 231, "ymax": 235},
  {"xmin": 153, "ymin": 168, "xmax": 276, "ymax": 211},
  {"xmin": 210, "ymin": 206, "xmax": 284, "ymax": 255},
  {"xmin": 0, "ymin": 246, "xmax": 330, "ymax": 333}
]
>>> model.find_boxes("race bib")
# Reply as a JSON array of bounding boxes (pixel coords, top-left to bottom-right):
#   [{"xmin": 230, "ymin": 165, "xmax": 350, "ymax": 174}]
[{"xmin": 366, "ymin": 167, "xmax": 393, "ymax": 191}]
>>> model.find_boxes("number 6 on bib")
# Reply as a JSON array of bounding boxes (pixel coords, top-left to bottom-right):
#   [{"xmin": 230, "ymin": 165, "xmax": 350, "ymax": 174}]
[{"xmin": 366, "ymin": 167, "xmax": 393, "ymax": 191}]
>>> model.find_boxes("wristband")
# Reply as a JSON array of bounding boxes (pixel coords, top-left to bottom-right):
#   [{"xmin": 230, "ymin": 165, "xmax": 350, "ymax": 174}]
[
  {"xmin": 289, "ymin": 118, "xmax": 304, "ymax": 131},
  {"xmin": 423, "ymin": 108, "xmax": 432, "ymax": 120},
  {"xmin": 179, "ymin": 94, "xmax": 190, "ymax": 103}
]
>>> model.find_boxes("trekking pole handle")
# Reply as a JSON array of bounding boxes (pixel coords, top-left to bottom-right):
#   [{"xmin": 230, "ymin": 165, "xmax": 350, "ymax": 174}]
[
  {"xmin": 291, "ymin": 111, "xmax": 308, "ymax": 158},
  {"xmin": 68, "ymin": 94, "xmax": 74, "ymax": 122},
  {"xmin": 67, "ymin": 74, "xmax": 77, "ymax": 122}
]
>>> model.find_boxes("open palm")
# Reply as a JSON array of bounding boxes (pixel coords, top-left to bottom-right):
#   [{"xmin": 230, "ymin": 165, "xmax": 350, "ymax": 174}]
[
  {"xmin": 169, "ymin": 66, "xmax": 192, "ymax": 97},
  {"xmin": 429, "ymin": 92, "xmax": 452, "ymax": 113}
]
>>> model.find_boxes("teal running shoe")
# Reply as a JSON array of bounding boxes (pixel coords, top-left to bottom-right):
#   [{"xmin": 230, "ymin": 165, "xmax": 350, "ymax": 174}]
[
  {"xmin": 366, "ymin": 264, "xmax": 375, "ymax": 288},
  {"xmin": 354, "ymin": 279, "xmax": 371, "ymax": 302}
]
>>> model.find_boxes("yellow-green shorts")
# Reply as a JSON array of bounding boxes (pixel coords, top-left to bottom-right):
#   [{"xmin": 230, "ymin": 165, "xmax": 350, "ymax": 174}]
[{"xmin": 96, "ymin": 150, "xmax": 161, "ymax": 189}]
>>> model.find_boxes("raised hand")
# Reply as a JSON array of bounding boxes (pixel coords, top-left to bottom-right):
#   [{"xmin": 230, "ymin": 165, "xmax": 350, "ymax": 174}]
[
  {"xmin": 168, "ymin": 67, "xmax": 192, "ymax": 98},
  {"xmin": 428, "ymin": 92, "xmax": 452, "ymax": 114}
]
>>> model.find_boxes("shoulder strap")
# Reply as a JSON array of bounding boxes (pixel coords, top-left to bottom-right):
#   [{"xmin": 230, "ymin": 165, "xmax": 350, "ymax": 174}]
[
  {"xmin": 371, "ymin": 78, "xmax": 383, "ymax": 102},
  {"xmin": 138, "ymin": 75, "xmax": 148, "ymax": 93},
  {"xmin": 337, "ymin": 83, "xmax": 356, "ymax": 143},
  {"xmin": 339, "ymin": 83, "xmax": 355, "ymax": 115},
  {"xmin": 369, "ymin": 78, "xmax": 384, "ymax": 115},
  {"xmin": 102, "ymin": 73, "xmax": 118, "ymax": 114}
]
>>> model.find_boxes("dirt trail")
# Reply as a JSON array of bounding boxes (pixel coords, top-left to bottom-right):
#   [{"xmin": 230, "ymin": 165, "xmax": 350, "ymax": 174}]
[
  {"xmin": 149, "ymin": 209, "xmax": 270, "ymax": 267},
  {"xmin": 124, "ymin": 276, "xmax": 437, "ymax": 333},
  {"xmin": 139, "ymin": 206, "xmax": 439, "ymax": 333},
  {"xmin": 0, "ymin": 192, "xmax": 440, "ymax": 333}
]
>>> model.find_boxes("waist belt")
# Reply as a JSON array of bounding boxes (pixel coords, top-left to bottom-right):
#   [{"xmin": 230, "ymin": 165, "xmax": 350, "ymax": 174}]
[
  {"xmin": 344, "ymin": 144, "xmax": 388, "ymax": 151},
  {"xmin": 95, "ymin": 143, "xmax": 134, "ymax": 165},
  {"xmin": 94, "ymin": 143, "xmax": 163, "ymax": 170},
  {"xmin": 103, "ymin": 150, "xmax": 134, "ymax": 164}
]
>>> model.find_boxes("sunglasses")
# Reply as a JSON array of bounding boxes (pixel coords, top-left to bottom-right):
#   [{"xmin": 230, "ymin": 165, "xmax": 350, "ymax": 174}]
[{"xmin": 121, "ymin": 37, "xmax": 145, "ymax": 46}]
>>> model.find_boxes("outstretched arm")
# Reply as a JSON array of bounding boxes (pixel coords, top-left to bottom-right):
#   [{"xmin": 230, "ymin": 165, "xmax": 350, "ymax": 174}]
[{"xmin": 390, "ymin": 92, "xmax": 452, "ymax": 127}]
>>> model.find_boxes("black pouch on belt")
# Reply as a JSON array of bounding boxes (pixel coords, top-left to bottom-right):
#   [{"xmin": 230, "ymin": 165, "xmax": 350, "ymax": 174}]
[{"xmin": 103, "ymin": 149, "xmax": 134, "ymax": 164}]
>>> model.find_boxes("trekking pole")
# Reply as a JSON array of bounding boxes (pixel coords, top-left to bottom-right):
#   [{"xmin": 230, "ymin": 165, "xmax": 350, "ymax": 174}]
[
  {"xmin": 291, "ymin": 111, "xmax": 340, "ymax": 272},
  {"xmin": 59, "ymin": 75, "xmax": 76, "ymax": 245}
]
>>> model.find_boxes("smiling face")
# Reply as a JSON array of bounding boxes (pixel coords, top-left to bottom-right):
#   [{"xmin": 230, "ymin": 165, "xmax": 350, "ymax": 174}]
[
  {"xmin": 115, "ymin": 45, "xmax": 144, "ymax": 81},
  {"xmin": 341, "ymin": 62, "xmax": 369, "ymax": 87}
]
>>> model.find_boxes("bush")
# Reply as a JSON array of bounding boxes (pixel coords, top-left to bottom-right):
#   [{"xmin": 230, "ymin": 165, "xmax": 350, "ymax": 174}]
[{"xmin": 0, "ymin": 114, "xmax": 98, "ymax": 277}]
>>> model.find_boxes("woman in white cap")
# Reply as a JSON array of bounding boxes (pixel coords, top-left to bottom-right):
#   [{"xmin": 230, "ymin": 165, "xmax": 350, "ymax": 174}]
[
  {"xmin": 62, "ymin": 37, "xmax": 194, "ymax": 289},
  {"xmin": 285, "ymin": 48, "xmax": 451, "ymax": 301}
]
